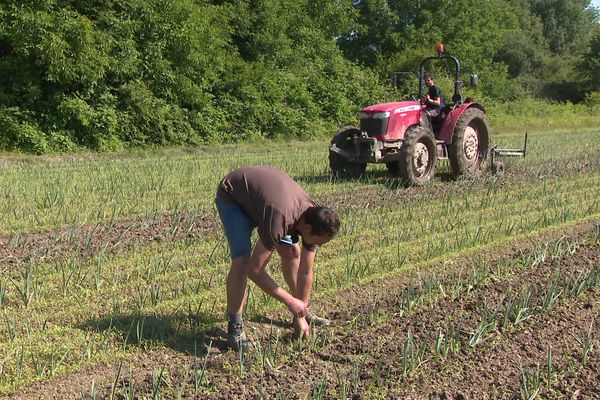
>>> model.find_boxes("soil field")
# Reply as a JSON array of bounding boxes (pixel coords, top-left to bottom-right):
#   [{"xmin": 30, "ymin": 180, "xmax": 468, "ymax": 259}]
[
  {"xmin": 4, "ymin": 221, "xmax": 599, "ymax": 399},
  {"xmin": 0, "ymin": 131, "xmax": 599, "ymax": 399}
]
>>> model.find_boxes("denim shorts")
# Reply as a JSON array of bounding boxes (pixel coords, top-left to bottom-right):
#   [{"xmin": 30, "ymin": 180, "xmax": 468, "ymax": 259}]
[{"xmin": 215, "ymin": 194, "xmax": 298, "ymax": 259}]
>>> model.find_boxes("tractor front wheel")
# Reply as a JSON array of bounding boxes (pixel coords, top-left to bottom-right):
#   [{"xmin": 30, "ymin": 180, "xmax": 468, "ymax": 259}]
[
  {"xmin": 329, "ymin": 126, "xmax": 366, "ymax": 178},
  {"xmin": 395, "ymin": 126, "xmax": 437, "ymax": 186},
  {"xmin": 448, "ymin": 107, "xmax": 491, "ymax": 178},
  {"xmin": 386, "ymin": 162, "xmax": 400, "ymax": 176}
]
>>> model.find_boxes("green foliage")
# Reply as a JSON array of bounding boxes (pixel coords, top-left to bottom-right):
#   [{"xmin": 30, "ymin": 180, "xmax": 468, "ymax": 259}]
[
  {"xmin": 530, "ymin": 0, "xmax": 597, "ymax": 56},
  {"xmin": 0, "ymin": 0, "xmax": 384, "ymax": 153},
  {"xmin": 342, "ymin": 0, "xmax": 598, "ymax": 103},
  {"xmin": 217, "ymin": 0, "xmax": 386, "ymax": 138},
  {"xmin": 0, "ymin": 108, "xmax": 49, "ymax": 154},
  {"xmin": 0, "ymin": 0, "xmax": 598, "ymax": 153},
  {"xmin": 517, "ymin": 0, "xmax": 597, "ymax": 100},
  {"xmin": 493, "ymin": 1, "xmax": 549, "ymax": 96},
  {"xmin": 485, "ymin": 96, "xmax": 600, "ymax": 133},
  {"xmin": 578, "ymin": 27, "xmax": 600, "ymax": 92},
  {"xmin": 583, "ymin": 92, "xmax": 600, "ymax": 109}
]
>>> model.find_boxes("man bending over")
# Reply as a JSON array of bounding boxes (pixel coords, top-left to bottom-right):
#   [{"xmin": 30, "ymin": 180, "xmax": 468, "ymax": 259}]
[{"xmin": 215, "ymin": 165, "xmax": 340, "ymax": 350}]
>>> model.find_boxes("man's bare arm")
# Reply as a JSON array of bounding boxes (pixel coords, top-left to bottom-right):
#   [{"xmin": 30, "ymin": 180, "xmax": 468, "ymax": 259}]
[{"xmin": 248, "ymin": 239, "xmax": 308, "ymax": 317}]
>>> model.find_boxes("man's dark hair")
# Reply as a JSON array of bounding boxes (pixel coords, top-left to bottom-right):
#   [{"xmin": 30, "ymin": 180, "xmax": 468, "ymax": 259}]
[
  {"xmin": 424, "ymin": 73, "xmax": 434, "ymax": 80},
  {"xmin": 304, "ymin": 207, "xmax": 340, "ymax": 237}
]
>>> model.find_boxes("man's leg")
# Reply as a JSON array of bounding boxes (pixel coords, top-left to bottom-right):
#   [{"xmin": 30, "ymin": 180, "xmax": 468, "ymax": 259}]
[
  {"xmin": 215, "ymin": 194, "xmax": 254, "ymax": 350},
  {"xmin": 227, "ymin": 255, "xmax": 250, "ymax": 315},
  {"xmin": 225, "ymin": 255, "xmax": 252, "ymax": 351},
  {"xmin": 424, "ymin": 108, "xmax": 440, "ymax": 136}
]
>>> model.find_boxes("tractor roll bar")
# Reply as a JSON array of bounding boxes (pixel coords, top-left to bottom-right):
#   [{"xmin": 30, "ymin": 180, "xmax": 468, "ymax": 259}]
[{"xmin": 418, "ymin": 53, "xmax": 463, "ymax": 103}]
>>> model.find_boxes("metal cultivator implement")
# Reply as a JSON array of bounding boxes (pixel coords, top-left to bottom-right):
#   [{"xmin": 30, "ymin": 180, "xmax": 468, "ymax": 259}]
[{"xmin": 489, "ymin": 133, "xmax": 528, "ymax": 175}]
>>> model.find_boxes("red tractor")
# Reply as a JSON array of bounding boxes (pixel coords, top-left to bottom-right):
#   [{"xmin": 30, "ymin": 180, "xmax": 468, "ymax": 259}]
[{"xmin": 329, "ymin": 45, "xmax": 512, "ymax": 186}]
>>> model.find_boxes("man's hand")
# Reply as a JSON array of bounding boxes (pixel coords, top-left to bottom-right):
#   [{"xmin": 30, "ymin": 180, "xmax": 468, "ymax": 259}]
[
  {"xmin": 293, "ymin": 316, "xmax": 310, "ymax": 339},
  {"xmin": 287, "ymin": 297, "xmax": 308, "ymax": 318}
]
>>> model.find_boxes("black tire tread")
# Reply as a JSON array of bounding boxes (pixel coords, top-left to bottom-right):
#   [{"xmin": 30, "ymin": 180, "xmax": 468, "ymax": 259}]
[
  {"xmin": 448, "ymin": 107, "xmax": 491, "ymax": 178},
  {"xmin": 397, "ymin": 126, "xmax": 437, "ymax": 187}
]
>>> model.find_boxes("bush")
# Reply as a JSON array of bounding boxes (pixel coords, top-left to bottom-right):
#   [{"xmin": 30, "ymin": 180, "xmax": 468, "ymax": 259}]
[
  {"xmin": 584, "ymin": 92, "xmax": 600, "ymax": 109},
  {"xmin": 0, "ymin": 108, "xmax": 49, "ymax": 154},
  {"xmin": 0, "ymin": 0, "xmax": 389, "ymax": 152}
]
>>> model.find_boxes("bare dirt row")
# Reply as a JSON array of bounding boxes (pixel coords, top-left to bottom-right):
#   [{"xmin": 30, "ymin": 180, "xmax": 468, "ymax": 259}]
[{"xmin": 0, "ymin": 212, "xmax": 218, "ymax": 267}]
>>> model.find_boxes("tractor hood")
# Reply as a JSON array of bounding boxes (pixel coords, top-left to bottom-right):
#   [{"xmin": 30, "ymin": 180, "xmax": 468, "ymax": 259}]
[
  {"xmin": 360, "ymin": 101, "xmax": 421, "ymax": 115},
  {"xmin": 360, "ymin": 100, "xmax": 422, "ymax": 140}
]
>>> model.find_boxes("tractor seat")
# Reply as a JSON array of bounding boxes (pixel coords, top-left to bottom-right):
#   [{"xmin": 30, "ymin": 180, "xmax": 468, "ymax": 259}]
[
  {"xmin": 441, "ymin": 94, "xmax": 464, "ymax": 116},
  {"xmin": 439, "ymin": 104, "xmax": 452, "ymax": 121},
  {"xmin": 451, "ymin": 93, "xmax": 462, "ymax": 103}
]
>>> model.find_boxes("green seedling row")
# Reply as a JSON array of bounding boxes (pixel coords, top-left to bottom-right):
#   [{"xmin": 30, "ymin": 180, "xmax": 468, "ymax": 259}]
[
  {"xmin": 0, "ymin": 131, "xmax": 599, "ymax": 395},
  {"xmin": 0, "ymin": 146, "xmax": 328, "ymax": 235},
  {"xmin": 0, "ymin": 169, "xmax": 598, "ymax": 343},
  {"xmin": 1, "ymin": 168, "xmax": 597, "ymax": 339},
  {"xmin": 0, "ymin": 131, "xmax": 597, "ymax": 236}
]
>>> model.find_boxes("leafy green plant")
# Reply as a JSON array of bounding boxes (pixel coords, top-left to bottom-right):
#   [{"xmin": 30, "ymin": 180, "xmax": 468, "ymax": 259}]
[
  {"xmin": 519, "ymin": 364, "xmax": 541, "ymax": 400},
  {"xmin": 572, "ymin": 321, "xmax": 596, "ymax": 367},
  {"xmin": 193, "ymin": 341, "xmax": 212, "ymax": 392}
]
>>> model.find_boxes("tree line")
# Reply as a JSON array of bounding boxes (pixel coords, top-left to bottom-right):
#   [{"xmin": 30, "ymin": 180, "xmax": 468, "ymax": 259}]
[{"xmin": 0, "ymin": 0, "xmax": 598, "ymax": 153}]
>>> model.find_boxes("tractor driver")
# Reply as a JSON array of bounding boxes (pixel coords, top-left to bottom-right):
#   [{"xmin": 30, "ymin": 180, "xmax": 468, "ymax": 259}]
[
  {"xmin": 215, "ymin": 165, "xmax": 341, "ymax": 351},
  {"xmin": 423, "ymin": 73, "xmax": 444, "ymax": 131}
]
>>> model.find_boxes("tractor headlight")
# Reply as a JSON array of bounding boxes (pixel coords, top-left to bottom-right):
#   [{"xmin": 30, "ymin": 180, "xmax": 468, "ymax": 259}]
[
  {"xmin": 360, "ymin": 111, "xmax": 390, "ymax": 119},
  {"xmin": 372, "ymin": 112, "xmax": 390, "ymax": 119}
]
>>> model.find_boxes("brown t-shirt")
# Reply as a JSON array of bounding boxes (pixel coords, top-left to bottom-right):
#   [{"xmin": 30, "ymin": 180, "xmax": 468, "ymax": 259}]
[{"xmin": 217, "ymin": 166, "xmax": 318, "ymax": 250}]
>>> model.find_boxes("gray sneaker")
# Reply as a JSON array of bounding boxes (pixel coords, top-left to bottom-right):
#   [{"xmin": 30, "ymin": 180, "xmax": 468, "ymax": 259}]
[
  {"xmin": 306, "ymin": 312, "xmax": 331, "ymax": 327},
  {"xmin": 227, "ymin": 323, "xmax": 252, "ymax": 351}
]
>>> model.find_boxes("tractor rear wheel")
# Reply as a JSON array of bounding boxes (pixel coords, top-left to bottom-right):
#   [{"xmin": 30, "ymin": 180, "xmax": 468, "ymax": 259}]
[
  {"xmin": 396, "ymin": 126, "xmax": 437, "ymax": 187},
  {"xmin": 329, "ymin": 126, "xmax": 366, "ymax": 178},
  {"xmin": 448, "ymin": 107, "xmax": 490, "ymax": 178}
]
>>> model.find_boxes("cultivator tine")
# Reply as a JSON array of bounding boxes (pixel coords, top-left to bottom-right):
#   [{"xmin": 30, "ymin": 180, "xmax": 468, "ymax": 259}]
[{"xmin": 493, "ymin": 132, "xmax": 528, "ymax": 157}]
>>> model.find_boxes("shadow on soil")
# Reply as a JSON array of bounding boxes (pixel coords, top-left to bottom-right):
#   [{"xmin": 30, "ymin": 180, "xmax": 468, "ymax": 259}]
[
  {"xmin": 249, "ymin": 314, "xmax": 291, "ymax": 329},
  {"xmin": 79, "ymin": 312, "xmax": 295, "ymax": 356},
  {"xmin": 79, "ymin": 312, "xmax": 229, "ymax": 355}
]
